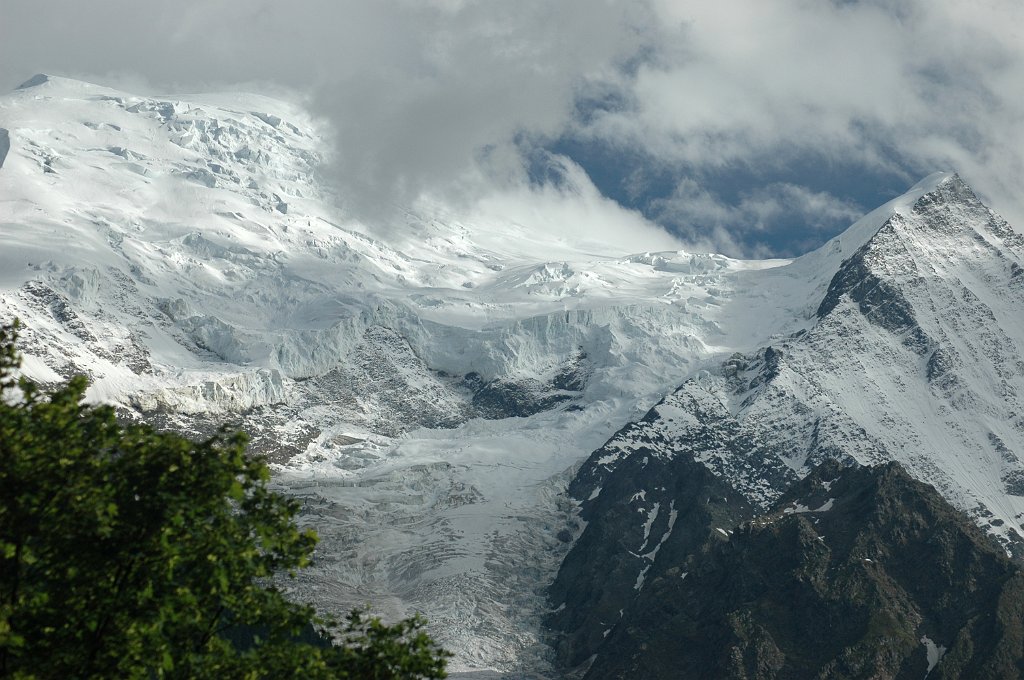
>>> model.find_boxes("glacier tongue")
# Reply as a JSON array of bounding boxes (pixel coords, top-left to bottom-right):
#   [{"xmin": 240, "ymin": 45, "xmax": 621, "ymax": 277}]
[
  {"xmin": 0, "ymin": 76, "xmax": 803, "ymax": 675},
  {"xmin": 3, "ymin": 76, "xmax": 1024, "ymax": 675}
]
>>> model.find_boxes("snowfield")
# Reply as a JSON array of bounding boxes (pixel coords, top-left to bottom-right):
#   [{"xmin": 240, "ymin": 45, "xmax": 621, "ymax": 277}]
[{"xmin": 3, "ymin": 75, "xmax": 1024, "ymax": 676}]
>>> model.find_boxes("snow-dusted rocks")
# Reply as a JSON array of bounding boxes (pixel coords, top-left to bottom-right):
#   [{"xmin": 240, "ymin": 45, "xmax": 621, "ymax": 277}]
[
  {"xmin": 569, "ymin": 174, "xmax": 1024, "ymax": 543},
  {"xmin": 0, "ymin": 128, "xmax": 10, "ymax": 169}
]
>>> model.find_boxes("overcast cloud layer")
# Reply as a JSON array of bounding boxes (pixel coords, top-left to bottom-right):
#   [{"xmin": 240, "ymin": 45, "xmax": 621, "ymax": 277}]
[{"xmin": 2, "ymin": 0, "xmax": 1022, "ymax": 257}]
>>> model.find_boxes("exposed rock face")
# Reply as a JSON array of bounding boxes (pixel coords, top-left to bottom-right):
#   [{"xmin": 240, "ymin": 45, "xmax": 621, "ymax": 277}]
[
  {"xmin": 466, "ymin": 349, "xmax": 591, "ymax": 420},
  {"xmin": 548, "ymin": 451, "xmax": 754, "ymax": 667},
  {"xmin": 576, "ymin": 462, "xmax": 1024, "ymax": 680},
  {"xmin": 0, "ymin": 128, "xmax": 10, "ymax": 169}
]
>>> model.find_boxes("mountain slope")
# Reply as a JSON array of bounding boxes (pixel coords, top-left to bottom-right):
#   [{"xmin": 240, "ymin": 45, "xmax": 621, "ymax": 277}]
[
  {"xmin": 567, "ymin": 174, "xmax": 1024, "ymax": 536},
  {"xmin": 588, "ymin": 461, "xmax": 1024, "ymax": 679},
  {"xmin": 552, "ymin": 174, "xmax": 1024, "ymax": 673}
]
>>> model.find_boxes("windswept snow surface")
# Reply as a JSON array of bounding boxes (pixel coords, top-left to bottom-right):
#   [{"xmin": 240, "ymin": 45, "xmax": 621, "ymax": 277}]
[{"xmin": 3, "ymin": 76, "xmax": 1023, "ymax": 675}]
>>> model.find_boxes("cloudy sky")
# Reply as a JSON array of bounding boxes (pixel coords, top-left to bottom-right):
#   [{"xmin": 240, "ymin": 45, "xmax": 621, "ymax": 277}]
[{"xmin": 2, "ymin": 0, "xmax": 1022, "ymax": 257}]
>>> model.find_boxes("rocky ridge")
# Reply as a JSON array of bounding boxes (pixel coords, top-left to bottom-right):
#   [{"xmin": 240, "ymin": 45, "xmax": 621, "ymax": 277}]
[{"xmin": 551, "ymin": 175, "xmax": 1024, "ymax": 675}]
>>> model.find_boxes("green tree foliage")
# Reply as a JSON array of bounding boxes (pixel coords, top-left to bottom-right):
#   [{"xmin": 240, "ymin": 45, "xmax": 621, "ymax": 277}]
[{"xmin": 0, "ymin": 321, "xmax": 448, "ymax": 679}]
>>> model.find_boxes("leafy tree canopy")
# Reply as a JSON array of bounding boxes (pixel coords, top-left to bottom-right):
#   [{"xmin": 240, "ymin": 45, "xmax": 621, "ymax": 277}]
[{"xmin": 0, "ymin": 321, "xmax": 448, "ymax": 679}]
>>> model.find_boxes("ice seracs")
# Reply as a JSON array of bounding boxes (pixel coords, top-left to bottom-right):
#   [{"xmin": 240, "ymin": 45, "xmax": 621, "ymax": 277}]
[
  {"xmin": 0, "ymin": 75, "xmax": 785, "ymax": 674},
  {"xmin": 3, "ymin": 75, "xmax": 1024, "ymax": 676}
]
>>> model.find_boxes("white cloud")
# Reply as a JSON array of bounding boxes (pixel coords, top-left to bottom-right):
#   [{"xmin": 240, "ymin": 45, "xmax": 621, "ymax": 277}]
[
  {"xmin": 582, "ymin": 0, "xmax": 1024, "ymax": 234},
  {"xmin": 464, "ymin": 155, "xmax": 684, "ymax": 256},
  {"xmin": 2, "ymin": 0, "xmax": 1024, "ymax": 254},
  {"xmin": 651, "ymin": 180, "xmax": 863, "ymax": 256},
  {"xmin": 0, "ymin": 0, "xmax": 660, "ymax": 228}
]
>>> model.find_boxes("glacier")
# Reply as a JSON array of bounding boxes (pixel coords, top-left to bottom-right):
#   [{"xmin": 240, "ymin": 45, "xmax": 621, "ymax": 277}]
[{"xmin": 2, "ymin": 75, "xmax": 1023, "ymax": 677}]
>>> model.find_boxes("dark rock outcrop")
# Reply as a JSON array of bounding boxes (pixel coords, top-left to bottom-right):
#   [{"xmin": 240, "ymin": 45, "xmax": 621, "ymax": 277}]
[
  {"xmin": 815, "ymin": 218, "xmax": 932, "ymax": 355},
  {"xmin": 548, "ymin": 452, "xmax": 755, "ymax": 669},
  {"xmin": 576, "ymin": 461, "xmax": 1024, "ymax": 679},
  {"xmin": 467, "ymin": 350, "xmax": 591, "ymax": 419}
]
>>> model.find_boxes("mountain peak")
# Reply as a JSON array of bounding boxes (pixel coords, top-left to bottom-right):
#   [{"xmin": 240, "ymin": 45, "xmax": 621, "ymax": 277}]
[
  {"xmin": 9, "ymin": 73, "xmax": 126, "ymax": 99},
  {"xmin": 814, "ymin": 168, "xmax": 1010, "ymax": 320},
  {"xmin": 786, "ymin": 171, "xmax": 966, "ymax": 292},
  {"xmin": 910, "ymin": 171, "xmax": 989, "ymax": 218},
  {"xmin": 906, "ymin": 169, "xmax": 958, "ymax": 194}
]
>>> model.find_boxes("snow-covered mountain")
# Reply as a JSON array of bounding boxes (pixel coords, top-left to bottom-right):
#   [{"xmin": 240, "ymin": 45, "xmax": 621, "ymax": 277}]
[
  {"xmin": 2, "ymin": 75, "xmax": 1023, "ymax": 677},
  {"xmin": 550, "ymin": 172, "xmax": 1024, "ymax": 675}
]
